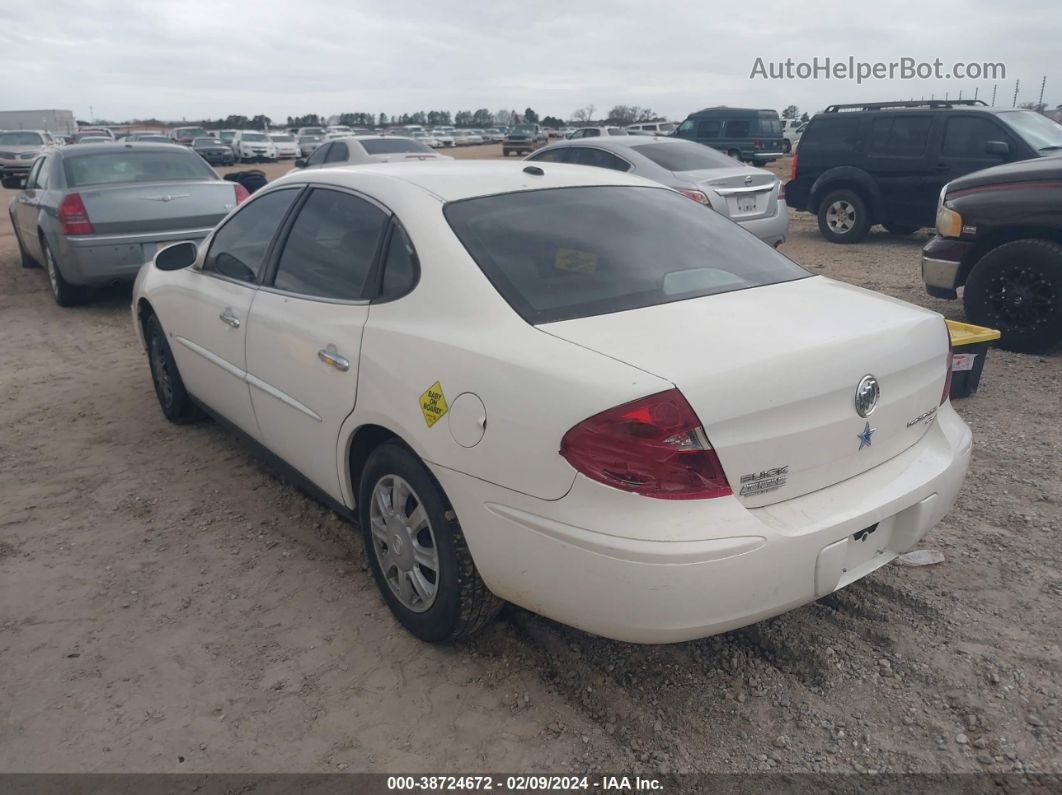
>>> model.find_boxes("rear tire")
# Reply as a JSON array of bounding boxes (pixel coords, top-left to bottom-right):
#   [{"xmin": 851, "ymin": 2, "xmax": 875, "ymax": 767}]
[
  {"xmin": 783, "ymin": 139, "xmax": 792, "ymax": 154},
  {"xmin": 144, "ymin": 312, "xmax": 201, "ymax": 423},
  {"xmin": 963, "ymin": 239, "xmax": 1062, "ymax": 353},
  {"xmin": 727, "ymin": 149, "xmax": 742, "ymax": 161},
  {"xmin": 41, "ymin": 239, "xmax": 86, "ymax": 306},
  {"xmin": 817, "ymin": 189, "xmax": 871, "ymax": 244},
  {"xmin": 359, "ymin": 441, "xmax": 503, "ymax": 642}
]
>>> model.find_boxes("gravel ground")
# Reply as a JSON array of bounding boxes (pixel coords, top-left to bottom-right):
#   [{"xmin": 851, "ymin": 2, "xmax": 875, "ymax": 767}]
[{"xmin": 0, "ymin": 148, "xmax": 1059, "ymax": 776}]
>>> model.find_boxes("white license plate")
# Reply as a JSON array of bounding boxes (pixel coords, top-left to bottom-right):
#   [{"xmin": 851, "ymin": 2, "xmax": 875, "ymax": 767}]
[{"xmin": 735, "ymin": 195, "xmax": 759, "ymax": 213}]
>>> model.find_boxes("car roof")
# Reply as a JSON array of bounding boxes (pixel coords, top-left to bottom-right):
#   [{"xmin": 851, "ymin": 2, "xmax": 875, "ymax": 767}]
[
  {"xmin": 544, "ymin": 135, "xmax": 679, "ymax": 150},
  {"xmin": 57, "ymin": 141, "xmax": 192, "ymax": 155},
  {"xmin": 271, "ymin": 160, "xmax": 658, "ymax": 202}
]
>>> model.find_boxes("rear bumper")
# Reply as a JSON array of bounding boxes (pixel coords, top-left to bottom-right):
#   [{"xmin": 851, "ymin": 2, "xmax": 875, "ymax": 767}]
[
  {"xmin": 432, "ymin": 403, "xmax": 971, "ymax": 644},
  {"xmin": 734, "ymin": 200, "xmax": 789, "ymax": 246},
  {"xmin": 56, "ymin": 228, "xmax": 213, "ymax": 286},
  {"xmin": 922, "ymin": 236, "xmax": 973, "ymax": 297}
]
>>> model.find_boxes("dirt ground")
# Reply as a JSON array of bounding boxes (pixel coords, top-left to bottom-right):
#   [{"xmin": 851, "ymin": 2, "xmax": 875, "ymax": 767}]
[{"xmin": 0, "ymin": 146, "xmax": 1059, "ymax": 776}]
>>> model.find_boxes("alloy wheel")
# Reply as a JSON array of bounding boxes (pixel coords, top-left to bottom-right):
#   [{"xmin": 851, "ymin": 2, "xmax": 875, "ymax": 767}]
[
  {"xmin": 45, "ymin": 246, "xmax": 59, "ymax": 297},
  {"xmin": 826, "ymin": 200, "xmax": 856, "ymax": 234},
  {"xmin": 985, "ymin": 262, "xmax": 1055, "ymax": 334},
  {"xmin": 368, "ymin": 475, "xmax": 440, "ymax": 612},
  {"xmin": 149, "ymin": 331, "xmax": 175, "ymax": 409}
]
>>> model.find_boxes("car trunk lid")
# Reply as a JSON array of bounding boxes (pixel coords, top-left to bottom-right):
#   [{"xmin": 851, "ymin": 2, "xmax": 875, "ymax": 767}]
[
  {"xmin": 541, "ymin": 277, "xmax": 948, "ymax": 507},
  {"xmin": 678, "ymin": 166, "xmax": 779, "ymax": 220},
  {"xmin": 75, "ymin": 180, "xmax": 236, "ymax": 235}
]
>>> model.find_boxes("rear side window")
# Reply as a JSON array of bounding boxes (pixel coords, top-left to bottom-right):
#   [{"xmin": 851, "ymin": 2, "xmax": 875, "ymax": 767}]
[
  {"xmin": 360, "ymin": 139, "xmax": 434, "ymax": 155},
  {"xmin": 379, "ymin": 223, "xmax": 418, "ymax": 299},
  {"xmin": 306, "ymin": 143, "xmax": 331, "ymax": 166},
  {"xmin": 204, "ymin": 188, "xmax": 299, "ymax": 284},
  {"xmin": 632, "ymin": 142, "xmax": 737, "ymax": 171},
  {"xmin": 724, "ymin": 120, "xmax": 751, "ymax": 137},
  {"xmin": 273, "ymin": 189, "xmax": 388, "ymax": 300},
  {"xmin": 800, "ymin": 117, "xmax": 861, "ymax": 153},
  {"xmin": 942, "ymin": 117, "xmax": 1007, "ymax": 157},
  {"xmin": 569, "ymin": 148, "xmax": 630, "ymax": 172},
  {"xmin": 445, "ymin": 186, "xmax": 808, "ymax": 324},
  {"xmin": 325, "ymin": 142, "xmax": 349, "ymax": 163},
  {"xmin": 866, "ymin": 115, "xmax": 931, "ymax": 156},
  {"xmin": 62, "ymin": 150, "xmax": 216, "ymax": 187}
]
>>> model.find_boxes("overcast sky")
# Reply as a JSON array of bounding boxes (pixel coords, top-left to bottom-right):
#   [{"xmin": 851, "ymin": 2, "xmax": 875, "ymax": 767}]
[{"xmin": 7, "ymin": 0, "xmax": 1061, "ymax": 123}]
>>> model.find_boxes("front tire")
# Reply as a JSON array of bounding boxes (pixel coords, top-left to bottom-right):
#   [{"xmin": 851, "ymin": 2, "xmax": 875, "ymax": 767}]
[
  {"xmin": 144, "ymin": 312, "xmax": 201, "ymax": 423},
  {"xmin": 359, "ymin": 442, "xmax": 502, "ymax": 642},
  {"xmin": 817, "ymin": 189, "xmax": 871, "ymax": 244},
  {"xmin": 42, "ymin": 239, "xmax": 86, "ymax": 306},
  {"xmin": 963, "ymin": 239, "xmax": 1062, "ymax": 353}
]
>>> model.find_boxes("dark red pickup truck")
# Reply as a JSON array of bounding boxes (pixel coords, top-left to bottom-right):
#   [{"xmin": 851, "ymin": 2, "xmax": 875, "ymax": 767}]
[{"xmin": 922, "ymin": 156, "xmax": 1062, "ymax": 352}]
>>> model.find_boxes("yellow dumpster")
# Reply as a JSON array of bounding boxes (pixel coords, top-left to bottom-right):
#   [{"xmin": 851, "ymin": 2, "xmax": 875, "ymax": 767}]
[{"xmin": 946, "ymin": 320, "xmax": 1001, "ymax": 398}]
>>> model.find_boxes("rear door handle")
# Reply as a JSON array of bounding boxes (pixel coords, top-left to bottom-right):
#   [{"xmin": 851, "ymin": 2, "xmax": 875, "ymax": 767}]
[
  {"xmin": 219, "ymin": 308, "xmax": 240, "ymax": 328},
  {"xmin": 318, "ymin": 344, "xmax": 350, "ymax": 372}
]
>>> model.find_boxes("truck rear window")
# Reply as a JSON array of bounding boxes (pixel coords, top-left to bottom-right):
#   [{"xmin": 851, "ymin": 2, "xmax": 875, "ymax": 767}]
[
  {"xmin": 445, "ymin": 186, "xmax": 808, "ymax": 324},
  {"xmin": 63, "ymin": 150, "xmax": 216, "ymax": 187}
]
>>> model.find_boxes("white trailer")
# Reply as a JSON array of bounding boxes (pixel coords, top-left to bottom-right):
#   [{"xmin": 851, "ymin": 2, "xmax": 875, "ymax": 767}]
[{"xmin": 0, "ymin": 109, "xmax": 77, "ymax": 135}]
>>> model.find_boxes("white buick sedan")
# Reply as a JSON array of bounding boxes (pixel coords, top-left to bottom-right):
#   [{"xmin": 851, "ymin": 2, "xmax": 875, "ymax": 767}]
[{"xmin": 132, "ymin": 162, "xmax": 972, "ymax": 644}]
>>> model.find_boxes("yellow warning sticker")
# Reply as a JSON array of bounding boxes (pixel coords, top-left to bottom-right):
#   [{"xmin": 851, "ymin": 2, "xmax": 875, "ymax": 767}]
[
  {"xmin": 555, "ymin": 247, "xmax": 598, "ymax": 273},
  {"xmin": 419, "ymin": 381, "xmax": 449, "ymax": 428}
]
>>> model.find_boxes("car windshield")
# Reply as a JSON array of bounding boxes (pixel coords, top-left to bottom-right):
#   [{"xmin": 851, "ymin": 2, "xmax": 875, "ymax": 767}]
[
  {"xmin": 63, "ymin": 150, "xmax": 216, "ymax": 187},
  {"xmin": 271, "ymin": 135, "xmax": 295, "ymax": 142},
  {"xmin": 632, "ymin": 141, "xmax": 741, "ymax": 171},
  {"xmin": 0, "ymin": 132, "xmax": 43, "ymax": 146},
  {"xmin": 445, "ymin": 186, "xmax": 809, "ymax": 324},
  {"xmin": 360, "ymin": 139, "xmax": 434, "ymax": 155},
  {"xmin": 193, "ymin": 138, "xmax": 222, "ymax": 146},
  {"xmin": 177, "ymin": 128, "xmax": 207, "ymax": 138},
  {"xmin": 514, "ymin": 125, "xmax": 536, "ymax": 133},
  {"xmin": 139, "ymin": 135, "xmax": 170, "ymax": 142},
  {"xmin": 997, "ymin": 110, "xmax": 1062, "ymax": 150},
  {"xmin": 301, "ymin": 128, "xmax": 325, "ymax": 135},
  {"xmin": 299, "ymin": 136, "xmax": 318, "ymax": 143},
  {"xmin": 241, "ymin": 133, "xmax": 266, "ymax": 142}
]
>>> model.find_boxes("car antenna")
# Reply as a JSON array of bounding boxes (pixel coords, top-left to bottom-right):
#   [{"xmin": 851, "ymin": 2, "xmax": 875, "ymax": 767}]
[{"xmin": 523, "ymin": 165, "xmax": 544, "ymax": 176}]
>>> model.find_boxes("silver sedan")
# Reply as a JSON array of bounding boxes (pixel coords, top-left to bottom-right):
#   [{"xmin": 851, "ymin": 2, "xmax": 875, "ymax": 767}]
[
  {"xmin": 5, "ymin": 142, "xmax": 244, "ymax": 306},
  {"xmin": 526, "ymin": 136, "xmax": 788, "ymax": 246}
]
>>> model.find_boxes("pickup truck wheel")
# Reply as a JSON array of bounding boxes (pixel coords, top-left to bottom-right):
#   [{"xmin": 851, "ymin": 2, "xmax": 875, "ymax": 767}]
[
  {"xmin": 817, "ymin": 189, "xmax": 871, "ymax": 244},
  {"xmin": 41, "ymin": 239, "xmax": 86, "ymax": 307},
  {"xmin": 144, "ymin": 313, "xmax": 201, "ymax": 423},
  {"xmin": 964, "ymin": 239, "xmax": 1062, "ymax": 353},
  {"xmin": 783, "ymin": 139, "xmax": 792, "ymax": 154},
  {"xmin": 359, "ymin": 442, "xmax": 503, "ymax": 642}
]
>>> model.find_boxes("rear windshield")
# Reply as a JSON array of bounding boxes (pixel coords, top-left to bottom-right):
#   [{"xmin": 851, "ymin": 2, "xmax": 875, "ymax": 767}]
[
  {"xmin": 632, "ymin": 141, "xmax": 739, "ymax": 171},
  {"xmin": 759, "ymin": 116, "xmax": 783, "ymax": 136},
  {"xmin": 996, "ymin": 110, "xmax": 1062, "ymax": 151},
  {"xmin": 360, "ymin": 138, "xmax": 434, "ymax": 155},
  {"xmin": 270, "ymin": 134, "xmax": 295, "ymax": 142},
  {"xmin": 241, "ymin": 133, "xmax": 266, "ymax": 142},
  {"xmin": 0, "ymin": 132, "xmax": 43, "ymax": 146},
  {"xmin": 445, "ymin": 186, "xmax": 808, "ymax": 324},
  {"xmin": 63, "ymin": 150, "xmax": 216, "ymax": 187}
]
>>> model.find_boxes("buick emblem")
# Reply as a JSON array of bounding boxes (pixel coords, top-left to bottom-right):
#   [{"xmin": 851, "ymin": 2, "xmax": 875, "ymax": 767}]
[
  {"xmin": 744, "ymin": 175, "xmax": 753, "ymax": 185},
  {"xmin": 854, "ymin": 374, "xmax": 880, "ymax": 418}
]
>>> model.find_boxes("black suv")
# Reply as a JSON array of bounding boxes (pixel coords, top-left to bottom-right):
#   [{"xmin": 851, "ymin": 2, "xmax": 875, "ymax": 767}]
[{"xmin": 785, "ymin": 100, "xmax": 1062, "ymax": 243}]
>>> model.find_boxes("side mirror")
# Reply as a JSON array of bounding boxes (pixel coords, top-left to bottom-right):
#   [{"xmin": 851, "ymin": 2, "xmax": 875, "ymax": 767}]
[
  {"xmin": 294, "ymin": 159, "xmax": 307, "ymax": 169},
  {"xmin": 2, "ymin": 175, "xmax": 27, "ymax": 190},
  {"xmin": 985, "ymin": 140, "xmax": 1010, "ymax": 157},
  {"xmin": 154, "ymin": 240, "xmax": 198, "ymax": 271}
]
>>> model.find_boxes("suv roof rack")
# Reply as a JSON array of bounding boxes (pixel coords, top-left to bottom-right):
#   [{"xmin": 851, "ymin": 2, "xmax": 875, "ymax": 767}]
[{"xmin": 823, "ymin": 99, "xmax": 988, "ymax": 113}]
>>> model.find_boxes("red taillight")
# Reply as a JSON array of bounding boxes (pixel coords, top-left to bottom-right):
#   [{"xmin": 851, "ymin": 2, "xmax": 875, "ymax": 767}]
[
  {"xmin": 58, "ymin": 193, "xmax": 94, "ymax": 235},
  {"xmin": 753, "ymin": 138, "xmax": 762, "ymax": 149},
  {"xmin": 233, "ymin": 183, "xmax": 250, "ymax": 205},
  {"xmin": 777, "ymin": 180, "xmax": 785, "ymax": 201},
  {"xmin": 560, "ymin": 389, "xmax": 732, "ymax": 500},
  {"xmin": 676, "ymin": 188, "xmax": 711, "ymax": 207},
  {"xmin": 790, "ymin": 153, "xmax": 798, "ymax": 181}
]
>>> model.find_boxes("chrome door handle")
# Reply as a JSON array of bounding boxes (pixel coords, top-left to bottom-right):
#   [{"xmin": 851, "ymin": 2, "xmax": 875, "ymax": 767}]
[
  {"xmin": 318, "ymin": 344, "xmax": 350, "ymax": 372},
  {"xmin": 219, "ymin": 309, "xmax": 240, "ymax": 328}
]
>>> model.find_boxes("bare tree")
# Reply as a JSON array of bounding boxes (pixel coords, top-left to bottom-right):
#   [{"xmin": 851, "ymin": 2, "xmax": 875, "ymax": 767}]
[{"xmin": 571, "ymin": 105, "xmax": 595, "ymax": 123}]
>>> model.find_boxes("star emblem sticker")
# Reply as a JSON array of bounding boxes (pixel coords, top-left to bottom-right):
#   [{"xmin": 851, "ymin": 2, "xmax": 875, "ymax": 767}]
[{"xmin": 858, "ymin": 421, "xmax": 875, "ymax": 450}]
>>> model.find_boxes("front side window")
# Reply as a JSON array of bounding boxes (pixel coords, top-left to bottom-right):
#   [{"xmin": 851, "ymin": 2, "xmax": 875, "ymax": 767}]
[
  {"xmin": 569, "ymin": 147, "xmax": 630, "ymax": 172},
  {"xmin": 203, "ymin": 188, "xmax": 299, "ymax": 284},
  {"xmin": 445, "ymin": 186, "xmax": 809, "ymax": 324},
  {"xmin": 272, "ymin": 189, "xmax": 389, "ymax": 300},
  {"xmin": 62, "ymin": 150, "xmax": 216, "ymax": 187},
  {"xmin": 325, "ymin": 142, "xmax": 349, "ymax": 163},
  {"xmin": 695, "ymin": 120, "xmax": 721, "ymax": 138},
  {"xmin": 942, "ymin": 117, "xmax": 1009, "ymax": 157}
]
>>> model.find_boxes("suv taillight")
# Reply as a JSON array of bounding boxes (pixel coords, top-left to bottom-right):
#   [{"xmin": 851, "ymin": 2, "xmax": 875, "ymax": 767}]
[
  {"xmin": 753, "ymin": 138, "xmax": 762, "ymax": 149},
  {"xmin": 560, "ymin": 389, "xmax": 732, "ymax": 500},
  {"xmin": 58, "ymin": 193, "xmax": 94, "ymax": 235}
]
